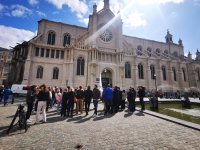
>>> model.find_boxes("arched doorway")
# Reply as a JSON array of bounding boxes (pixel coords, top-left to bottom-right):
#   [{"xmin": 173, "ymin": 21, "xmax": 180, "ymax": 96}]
[{"xmin": 101, "ymin": 68, "xmax": 112, "ymax": 88}]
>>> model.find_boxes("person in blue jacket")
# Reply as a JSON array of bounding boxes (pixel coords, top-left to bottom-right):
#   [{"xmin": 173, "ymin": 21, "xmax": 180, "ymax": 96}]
[
  {"xmin": 3, "ymin": 87, "xmax": 12, "ymax": 106},
  {"xmin": 103, "ymin": 84, "xmax": 113, "ymax": 115}
]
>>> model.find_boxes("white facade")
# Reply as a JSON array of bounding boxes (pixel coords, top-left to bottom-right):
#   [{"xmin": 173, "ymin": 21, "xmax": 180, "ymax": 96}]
[{"xmin": 22, "ymin": 0, "xmax": 200, "ymax": 92}]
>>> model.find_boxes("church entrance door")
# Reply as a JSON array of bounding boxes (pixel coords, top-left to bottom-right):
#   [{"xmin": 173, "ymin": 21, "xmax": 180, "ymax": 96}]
[{"xmin": 101, "ymin": 69, "xmax": 112, "ymax": 88}]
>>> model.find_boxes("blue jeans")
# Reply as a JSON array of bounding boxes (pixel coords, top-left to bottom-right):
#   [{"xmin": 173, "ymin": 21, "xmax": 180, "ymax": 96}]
[
  {"xmin": 50, "ymin": 98, "xmax": 55, "ymax": 108},
  {"xmin": 4, "ymin": 97, "xmax": 9, "ymax": 106}
]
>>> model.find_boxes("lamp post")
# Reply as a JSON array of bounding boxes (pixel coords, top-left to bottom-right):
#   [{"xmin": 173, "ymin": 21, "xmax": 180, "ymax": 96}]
[{"xmin": 154, "ymin": 74, "xmax": 157, "ymax": 92}]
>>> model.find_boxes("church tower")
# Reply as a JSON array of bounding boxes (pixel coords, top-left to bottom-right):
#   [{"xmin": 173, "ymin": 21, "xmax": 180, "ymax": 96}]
[
  {"xmin": 88, "ymin": 0, "xmax": 123, "ymax": 52},
  {"xmin": 165, "ymin": 30, "xmax": 173, "ymax": 44},
  {"xmin": 104, "ymin": 0, "xmax": 110, "ymax": 9}
]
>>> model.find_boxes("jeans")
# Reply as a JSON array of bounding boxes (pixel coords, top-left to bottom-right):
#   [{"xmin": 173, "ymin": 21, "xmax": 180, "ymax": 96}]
[
  {"xmin": 50, "ymin": 98, "xmax": 55, "ymax": 108},
  {"xmin": 4, "ymin": 97, "xmax": 9, "ymax": 106},
  {"xmin": 93, "ymin": 99, "xmax": 98, "ymax": 115},
  {"xmin": 104, "ymin": 99, "xmax": 113, "ymax": 114}
]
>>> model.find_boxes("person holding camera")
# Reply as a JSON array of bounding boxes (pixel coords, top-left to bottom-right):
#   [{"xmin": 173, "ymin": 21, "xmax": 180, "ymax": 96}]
[{"xmin": 26, "ymin": 85, "xmax": 36, "ymax": 123}]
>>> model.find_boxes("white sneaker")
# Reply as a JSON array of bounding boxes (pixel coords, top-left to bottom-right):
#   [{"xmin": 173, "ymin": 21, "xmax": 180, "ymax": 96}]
[{"xmin": 27, "ymin": 119, "xmax": 32, "ymax": 123}]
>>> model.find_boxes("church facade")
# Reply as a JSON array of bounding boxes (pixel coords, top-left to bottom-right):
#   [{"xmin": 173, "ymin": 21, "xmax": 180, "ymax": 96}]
[{"xmin": 22, "ymin": 0, "xmax": 200, "ymax": 92}]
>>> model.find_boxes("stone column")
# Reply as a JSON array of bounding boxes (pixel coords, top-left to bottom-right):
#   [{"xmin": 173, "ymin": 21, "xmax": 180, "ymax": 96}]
[{"xmin": 22, "ymin": 45, "xmax": 32, "ymax": 85}]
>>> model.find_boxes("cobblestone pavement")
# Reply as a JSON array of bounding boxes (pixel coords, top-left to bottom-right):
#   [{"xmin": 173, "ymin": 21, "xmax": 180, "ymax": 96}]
[{"xmin": 0, "ymin": 98, "xmax": 200, "ymax": 150}]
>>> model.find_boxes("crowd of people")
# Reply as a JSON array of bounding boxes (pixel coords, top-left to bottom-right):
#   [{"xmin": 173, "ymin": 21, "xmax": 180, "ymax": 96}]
[
  {"xmin": 0, "ymin": 83, "xmax": 147, "ymax": 124},
  {"xmin": 24, "ymin": 84, "xmax": 146, "ymax": 124}
]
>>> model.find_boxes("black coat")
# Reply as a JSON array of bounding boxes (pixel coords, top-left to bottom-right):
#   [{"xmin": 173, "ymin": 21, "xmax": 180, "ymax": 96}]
[{"xmin": 84, "ymin": 89, "xmax": 93, "ymax": 101}]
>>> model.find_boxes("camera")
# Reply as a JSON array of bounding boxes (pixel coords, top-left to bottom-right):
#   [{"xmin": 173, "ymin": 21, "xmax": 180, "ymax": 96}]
[{"xmin": 18, "ymin": 104, "xmax": 25, "ymax": 111}]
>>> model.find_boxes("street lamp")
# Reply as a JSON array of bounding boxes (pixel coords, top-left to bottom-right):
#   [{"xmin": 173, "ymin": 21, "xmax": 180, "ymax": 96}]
[{"xmin": 154, "ymin": 74, "xmax": 157, "ymax": 92}]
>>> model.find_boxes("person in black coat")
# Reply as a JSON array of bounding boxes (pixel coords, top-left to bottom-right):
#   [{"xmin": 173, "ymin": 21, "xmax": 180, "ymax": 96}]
[
  {"xmin": 127, "ymin": 88, "xmax": 136, "ymax": 113},
  {"xmin": 26, "ymin": 85, "xmax": 36, "ymax": 123},
  {"xmin": 61, "ymin": 88, "xmax": 68, "ymax": 117},
  {"xmin": 138, "ymin": 86, "xmax": 145, "ymax": 111},
  {"xmin": 84, "ymin": 86, "xmax": 93, "ymax": 115},
  {"xmin": 112, "ymin": 86, "xmax": 120, "ymax": 113},
  {"xmin": 67, "ymin": 86, "xmax": 75, "ymax": 117}
]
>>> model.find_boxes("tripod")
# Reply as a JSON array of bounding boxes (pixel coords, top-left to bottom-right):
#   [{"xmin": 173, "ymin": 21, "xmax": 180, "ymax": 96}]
[{"xmin": 7, "ymin": 104, "xmax": 28, "ymax": 134}]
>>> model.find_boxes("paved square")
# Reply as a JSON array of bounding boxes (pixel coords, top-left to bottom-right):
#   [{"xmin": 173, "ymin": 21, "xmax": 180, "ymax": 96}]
[{"xmin": 0, "ymin": 99, "xmax": 200, "ymax": 150}]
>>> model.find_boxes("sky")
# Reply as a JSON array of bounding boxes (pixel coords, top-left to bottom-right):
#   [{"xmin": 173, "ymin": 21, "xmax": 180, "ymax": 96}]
[{"xmin": 0, "ymin": 0, "xmax": 200, "ymax": 58}]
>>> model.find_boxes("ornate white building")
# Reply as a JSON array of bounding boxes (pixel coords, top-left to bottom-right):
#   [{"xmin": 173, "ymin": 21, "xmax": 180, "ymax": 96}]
[{"xmin": 22, "ymin": 0, "xmax": 200, "ymax": 92}]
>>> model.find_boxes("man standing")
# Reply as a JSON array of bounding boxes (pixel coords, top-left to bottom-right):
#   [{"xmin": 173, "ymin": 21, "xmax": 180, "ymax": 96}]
[
  {"xmin": 127, "ymin": 88, "xmax": 136, "ymax": 113},
  {"xmin": 103, "ymin": 84, "xmax": 113, "ymax": 115},
  {"xmin": 3, "ymin": 87, "xmax": 12, "ymax": 106},
  {"xmin": 138, "ymin": 86, "xmax": 145, "ymax": 111},
  {"xmin": 26, "ymin": 85, "xmax": 36, "ymax": 123},
  {"xmin": 92, "ymin": 85, "xmax": 101, "ymax": 116},
  {"xmin": 84, "ymin": 86, "xmax": 93, "ymax": 116},
  {"xmin": 76, "ymin": 86, "xmax": 84, "ymax": 114}
]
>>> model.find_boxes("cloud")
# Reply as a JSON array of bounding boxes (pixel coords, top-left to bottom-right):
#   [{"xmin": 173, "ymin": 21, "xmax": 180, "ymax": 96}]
[
  {"xmin": 79, "ymin": 17, "xmax": 89, "ymax": 25},
  {"xmin": 0, "ymin": 25, "xmax": 35, "ymax": 49},
  {"xmin": 28, "ymin": 0, "xmax": 39, "ymax": 5},
  {"xmin": 122, "ymin": 11, "xmax": 147, "ymax": 28},
  {"xmin": 36, "ymin": 10, "xmax": 46, "ymax": 17},
  {"xmin": 47, "ymin": 0, "xmax": 88, "ymax": 15},
  {"xmin": 46, "ymin": 0, "xmax": 89, "ymax": 25},
  {"xmin": 11, "ymin": 5, "xmax": 32, "ymax": 17}
]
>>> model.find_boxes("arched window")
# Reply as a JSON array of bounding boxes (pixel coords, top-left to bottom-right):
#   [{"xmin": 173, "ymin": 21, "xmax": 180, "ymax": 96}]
[
  {"xmin": 53, "ymin": 67, "xmax": 59, "ymax": 79},
  {"xmin": 172, "ymin": 67, "xmax": 176, "ymax": 81},
  {"xmin": 182, "ymin": 68, "xmax": 186, "ymax": 82},
  {"xmin": 162, "ymin": 66, "xmax": 167, "ymax": 81},
  {"xmin": 77, "ymin": 57, "xmax": 85, "ymax": 75},
  {"xmin": 164, "ymin": 50, "xmax": 168, "ymax": 56},
  {"xmin": 125, "ymin": 62, "xmax": 131, "ymax": 78},
  {"xmin": 36, "ymin": 66, "xmax": 43, "ymax": 79},
  {"xmin": 156, "ymin": 48, "xmax": 161, "ymax": 56},
  {"xmin": 63, "ymin": 33, "xmax": 71, "ymax": 46},
  {"xmin": 147, "ymin": 47, "xmax": 152, "ymax": 57},
  {"xmin": 173, "ymin": 51, "xmax": 178, "ymax": 57},
  {"xmin": 47, "ymin": 31, "xmax": 56, "ymax": 45},
  {"xmin": 150, "ymin": 65, "xmax": 155, "ymax": 79},
  {"xmin": 137, "ymin": 45, "xmax": 142, "ymax": 56},
  {"xmin": 138, "ymin": 63, "xmax": 144, "ymax": 79}
]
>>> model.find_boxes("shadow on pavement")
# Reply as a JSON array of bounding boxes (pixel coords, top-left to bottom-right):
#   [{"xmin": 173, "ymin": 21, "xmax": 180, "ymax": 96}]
[
  {"xmin": 135, "ymin": 111, "xmax": 145, "ymax": 116},
  {"xmin": 45, "ymin": 116, "xmax": 66, "ymax": 123},
  {"xmin": 0, "ymin": 124, "xmax": 29, "ymax": 138},
  {"xmin": 67, "ymin": 116, "xmax": 83, "ymax": 122},
  {"xmin": 124, "ymin": 113, "xmax": 133, "ymax": 118},
  {"xmin": 75, "ymin": 116, "xmax": 93, "ymax": 123},
  {"xmin": 93, "ymin": 115, "xmax": 104, "ymax": 121}
]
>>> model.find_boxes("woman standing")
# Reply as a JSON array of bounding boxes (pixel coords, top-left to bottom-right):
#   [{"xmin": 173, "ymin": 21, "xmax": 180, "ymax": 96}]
[{"xmin": 35, "ymin": 84, "xmax": 49, "ymax": 123}]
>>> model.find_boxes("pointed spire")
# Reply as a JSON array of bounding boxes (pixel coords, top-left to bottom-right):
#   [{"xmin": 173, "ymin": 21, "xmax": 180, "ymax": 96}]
[
  {"xmin": 93, "ymin": 3, "xmax": 97, "ymax": 14},
  {"xmin": 196, "ymin": 49, "xmax": 200, "ymax": 55}
]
